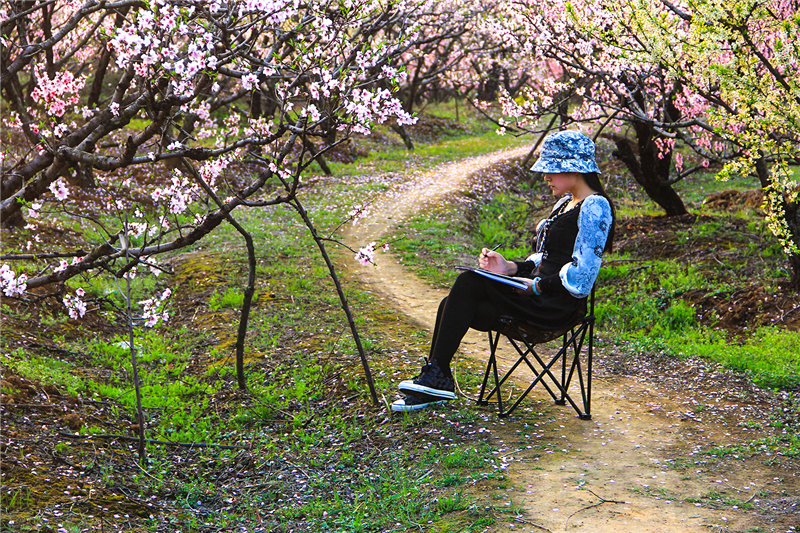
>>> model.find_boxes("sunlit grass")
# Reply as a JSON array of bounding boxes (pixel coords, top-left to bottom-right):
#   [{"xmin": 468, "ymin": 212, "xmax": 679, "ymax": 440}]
[{"xmin": 329, "ymin": 124, "xmax": 531, "ymax": 178}]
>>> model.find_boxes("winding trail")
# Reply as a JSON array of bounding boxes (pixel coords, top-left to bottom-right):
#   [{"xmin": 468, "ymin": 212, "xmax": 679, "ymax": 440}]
[{"xmin": 344, "ymin": 148, "xmax": 797, "ymax": 533}]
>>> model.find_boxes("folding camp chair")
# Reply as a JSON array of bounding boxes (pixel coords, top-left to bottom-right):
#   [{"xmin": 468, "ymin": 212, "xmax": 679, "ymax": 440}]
[{"xmin": 477, "ymin": 288, "xmax": 596, "ymax": 419}]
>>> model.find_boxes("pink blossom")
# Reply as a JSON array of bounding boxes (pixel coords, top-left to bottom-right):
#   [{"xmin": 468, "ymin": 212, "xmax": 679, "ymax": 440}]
[
  {"xmin": 139, "ymin": 289, "xmax": 171, "ymax": 327},
  {"xmin": 242, "ymin": 73, "xmax": 258, "ymax": 90},
  {"xmin": 27, "ymin": 201, "xmax": 42, "ymax": 218},
  {"xmin": 303, "ymin": 104, "xmax": 321, "ymax": 122},
  {"xmin": 354, "ymin": 242, "xmax": 377, "ymax": 265},
  {"xmin": 0, "ymin": 264, "xmax": 27, "ymax": 297},
  {"xmin": 62, "ymin": 294, "xmax": 86, "ymax": 319},
  {"xmin": 674, "ymin": 152, "xmax": 684, "ymax": 171},
  {"xmin": 30, "ymin": 66, "xmax": 85, "ymax": 117}
]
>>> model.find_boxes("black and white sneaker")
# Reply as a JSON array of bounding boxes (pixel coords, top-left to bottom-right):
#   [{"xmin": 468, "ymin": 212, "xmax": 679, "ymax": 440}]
[
  {"xmin": 398, "ymin": 358, "xmax": 456, "ymax": 401},
  {"xmin": 391, "ymin": 395, "xmax": 447, "ymax": 412}
]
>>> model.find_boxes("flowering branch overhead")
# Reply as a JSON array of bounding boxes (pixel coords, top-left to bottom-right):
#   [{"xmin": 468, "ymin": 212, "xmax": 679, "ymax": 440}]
[{"xmin": 1, "ymin": 0, "xmax": 423, "ymax": 301}]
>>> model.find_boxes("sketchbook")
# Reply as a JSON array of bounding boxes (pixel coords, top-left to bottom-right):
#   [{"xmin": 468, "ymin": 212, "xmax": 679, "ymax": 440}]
[{"xmin": 453, "ymin": 265, "xmax": 529, "ymax": 291}]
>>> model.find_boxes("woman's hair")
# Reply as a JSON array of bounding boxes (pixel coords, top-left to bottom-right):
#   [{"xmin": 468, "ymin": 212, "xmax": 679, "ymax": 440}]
[{"xmin": 583, "ymin": 172, "xmax": 616, "ymax": 253}]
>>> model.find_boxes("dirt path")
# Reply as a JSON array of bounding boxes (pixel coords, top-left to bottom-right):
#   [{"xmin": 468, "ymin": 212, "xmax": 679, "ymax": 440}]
[{"xmin": 345, "ymin": 148, "xmax": 798, "ymax": 533}]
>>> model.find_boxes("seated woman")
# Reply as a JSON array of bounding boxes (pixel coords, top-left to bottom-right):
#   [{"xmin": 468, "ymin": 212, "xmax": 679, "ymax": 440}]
[{"xmin": 393, "ymin": 130, "xmax": 615, "ymax": 412}]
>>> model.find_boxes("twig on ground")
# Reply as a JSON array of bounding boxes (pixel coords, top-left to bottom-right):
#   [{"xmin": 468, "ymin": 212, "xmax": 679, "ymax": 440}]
[
  {"xmin": 500, "ymin": 448, "xmax": 523, "ymax": 459},
  {"xmin": 134, "ymin": 460, "xmax": 166, "ymax": 483},
  {"xmin": 565, "ymin": 489, "xmax": 626, "ymax": 529},
  {"xmin": 513, "ymin": 516, "xmax": 553, "ymax": 532}
]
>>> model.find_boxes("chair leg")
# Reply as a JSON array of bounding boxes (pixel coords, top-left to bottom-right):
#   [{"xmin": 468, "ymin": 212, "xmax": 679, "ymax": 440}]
[
  {"xmin": 479, "ymin": 318, "xmax": 595, "ymax": 419},
  {"xmin": 497, "ymin": 333, "xmax": 574, "ymax": 417},
  {"xmin": 477, "ymin": 331, "xmax": 498, "ymax": 406},
  {"xmin": 581, "ymin": 321, "xmax": 594, "ymax": 419},
  {"xmin": 555, "ymin": 333, "xmax": 568, "ymax": 405},
  {"xmin": 558, "ymin": 326, "xmax": 591, "ymax": 419}
]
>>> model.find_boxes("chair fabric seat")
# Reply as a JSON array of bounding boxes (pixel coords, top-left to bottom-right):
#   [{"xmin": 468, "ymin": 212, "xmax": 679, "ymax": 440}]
[{"xmin": 500, "ymin": 300, "xmax": 587, "ymax": 344}]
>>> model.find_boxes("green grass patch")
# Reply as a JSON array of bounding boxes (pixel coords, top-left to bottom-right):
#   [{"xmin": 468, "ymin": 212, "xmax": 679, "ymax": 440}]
[{"xmin": 1, "ymin": 112, "xmax": 527, "ymax": 533}]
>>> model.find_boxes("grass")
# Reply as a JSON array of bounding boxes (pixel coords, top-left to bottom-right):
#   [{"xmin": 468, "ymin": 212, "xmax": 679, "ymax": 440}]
[
  {"xmin": 0, "ymin": 105, "xmax": 530, "ymax": 533},
  {"xmin": 595, "ymin": 256, "xmax": 799, "ymax": 389},
  {"xmin": 2, "ymin": 102, "xmax": 799, "ymax": 531}
]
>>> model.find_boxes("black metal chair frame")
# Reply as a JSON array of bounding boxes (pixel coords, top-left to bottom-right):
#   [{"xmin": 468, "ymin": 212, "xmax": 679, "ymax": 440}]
[{"xmin": 477, "ymin": 288, "xmax": 595, "ymax": 419}]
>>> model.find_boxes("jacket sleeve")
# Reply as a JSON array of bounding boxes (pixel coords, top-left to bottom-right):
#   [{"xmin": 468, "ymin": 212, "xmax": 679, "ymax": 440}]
[
  {"xmin": 514, "ymin": 257, "xmax": 539, "ymax": 277},
  {"xmin": 554, "ymin": 195, "xmax": 612, "ymax": 298}
]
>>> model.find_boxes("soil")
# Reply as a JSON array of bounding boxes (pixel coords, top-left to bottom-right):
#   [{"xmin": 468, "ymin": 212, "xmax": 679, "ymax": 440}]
[{"xmin": 344, "ymin": 146, "xmax": 800, "ymax": 533}]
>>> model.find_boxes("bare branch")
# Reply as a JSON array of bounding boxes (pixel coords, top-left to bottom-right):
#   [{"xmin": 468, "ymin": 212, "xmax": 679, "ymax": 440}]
[{"xmin": 660, "ymin": 0, "xmax": 692, "ymax": 21}]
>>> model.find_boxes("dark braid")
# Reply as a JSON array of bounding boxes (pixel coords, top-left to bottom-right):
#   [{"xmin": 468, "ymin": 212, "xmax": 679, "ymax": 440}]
[{"xmin": 583, "ymin": 172, "xmax": 616, "ymax": 253}]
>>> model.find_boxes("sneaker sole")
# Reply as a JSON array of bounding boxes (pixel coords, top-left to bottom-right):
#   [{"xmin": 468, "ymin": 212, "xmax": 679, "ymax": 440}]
[
  {"xmin": 391, "ymin": 398, "xmax": 446, "ymax": 412},
  {"xmin": 398, "ymin": 381, "xmax": 456, "ymax": 400}
]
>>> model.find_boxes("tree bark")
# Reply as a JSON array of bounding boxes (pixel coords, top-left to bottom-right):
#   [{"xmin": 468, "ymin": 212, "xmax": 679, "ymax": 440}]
[
  {"xmin": 123, "ymin": 222, "xmax": 148, "ymax": 467},
  {"xmin": 220, "ymin": 214, "xmax": 256, "ymax": 391},
  {"xmin": 612, "ymin": 133, "xmax": 688, "ymax": 216},
  {"xmin": 303, "ymin": 137, "xmax": 332, "ymax": 176},
  {"xmin": 391, "ymin": 124, "xmax": 414, "ymax": 150},
  {"xmin": 88, "ymin": 7, "xmax": 131, "ymax": 108},
  {"xmin": 789, "ymin": 255, "xmax": 800, "ymax": 291},
  {"xmin": 289, "ymin": 197, "xmax": 379, "ymax": 405}
]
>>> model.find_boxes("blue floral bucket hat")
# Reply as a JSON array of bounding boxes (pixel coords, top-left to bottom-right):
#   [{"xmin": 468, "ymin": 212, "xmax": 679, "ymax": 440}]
[{"xmin": 530, "ymin": 130, "xmax": 601, "ymax": 174}]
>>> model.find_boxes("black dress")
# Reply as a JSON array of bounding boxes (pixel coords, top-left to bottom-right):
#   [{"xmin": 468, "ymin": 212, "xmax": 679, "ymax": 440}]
[{"xmin": 487, "ymin": 199, "xmax": 585, "ymax": 330}]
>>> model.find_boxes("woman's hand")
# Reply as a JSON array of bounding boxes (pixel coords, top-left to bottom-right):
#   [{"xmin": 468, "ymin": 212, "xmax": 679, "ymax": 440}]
[
  {"xmin": 478, "ymin": 249, "xmax": 517, "ymax": 275},
  {"xmin": 513, "ymin": 277, "xmax": 535, "ymax": 296}
]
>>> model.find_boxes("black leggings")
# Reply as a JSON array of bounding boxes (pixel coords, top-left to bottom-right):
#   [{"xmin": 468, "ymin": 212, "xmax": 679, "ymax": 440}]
[{"xmin": 429, "ymin": 272, "xmax": 503, "ymax": 375}]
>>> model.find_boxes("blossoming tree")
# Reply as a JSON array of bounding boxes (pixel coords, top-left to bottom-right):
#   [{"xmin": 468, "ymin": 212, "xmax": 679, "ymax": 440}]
[
  {"xmin": 631, "ymin": 0, "xmax": 800, "ymax": 289},
  {"xmin": 477, "ymin": 0, "xmax": 800, "ymax": 287},
  {"xmin": 473, "ymin": 0, "xmax": 748, "ymax": 217},
  {"xmin": 0, "ymin": 0, "xmax": 425, "ymax": 395}
]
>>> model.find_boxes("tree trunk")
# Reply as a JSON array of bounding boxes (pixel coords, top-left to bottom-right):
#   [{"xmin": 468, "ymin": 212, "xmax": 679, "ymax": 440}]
[
  {"xmin": 123, "ymin": 220, "xmax": 148, "ymax": 466},
  {"xmin": 786, "ymin": 199, "xmax": 800, "ymax": 288},
  {"xmin": 612, "ymin": 133, "xmax": 688, "ymax": 216},
  {"xmin": 289, "ymin": 199, "xmax": 379, "ymax": 405},
  {"xmin": 226, "ymin": 216, "xmax": 256, "ymax": 391},
  {"xmin": 790, "ymin": 255, "xmax": 800, "ymax": 291},
  {"xmin": 477, "ymin": 61, "xmax": 502, "ymax": 101},
  {"xmin": 779, "ymin": 192, "xmax": 800, "ymax": 291},
  {"xmin": 392, "ymin": 124, "xmax": 414, "ymax": 150},
  {"xmin": 303, "ymin": 137, "xmax": 332, "ymax": 176},
  {"xmin": 88, "ymin": 7, "xmax": 131, "ymax": 108}
]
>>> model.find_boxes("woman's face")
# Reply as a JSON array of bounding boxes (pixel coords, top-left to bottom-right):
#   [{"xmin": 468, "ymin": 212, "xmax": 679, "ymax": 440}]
[{"xmin": 543, "ymin": 172, "xmax": 582, "ymax": 197}]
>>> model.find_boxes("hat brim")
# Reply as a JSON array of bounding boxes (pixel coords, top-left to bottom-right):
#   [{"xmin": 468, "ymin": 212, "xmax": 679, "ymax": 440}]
[{"xmin": 530, "ymin": 158, "xmax": 601, "ymax": 174}]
